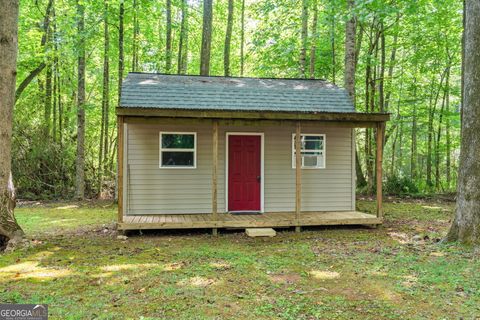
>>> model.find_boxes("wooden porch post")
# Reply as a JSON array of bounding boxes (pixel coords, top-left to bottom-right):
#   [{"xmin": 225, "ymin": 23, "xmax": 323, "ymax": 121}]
[
  {"xmin": 295, "ymin": 122, "xmax": 302, "ymax": 232},
  {"xmin": 376, "ymin": 122, "xmax": 385, "ymax": 219},
  {"xmin": 212, "ymin": 120, "xmax": 219, "ymax": 235},
  {"xmin": 117, "ymin": 116, "xmax": 124, "ymax": 224}
]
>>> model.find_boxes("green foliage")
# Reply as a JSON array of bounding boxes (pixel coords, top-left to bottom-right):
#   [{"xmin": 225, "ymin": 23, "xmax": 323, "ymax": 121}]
[
  {"xmin": 12, "ymin": 124, "xmax": 76, "ymax": 199},
  {"xmin": 385, "ymin": 175, "xmax": 419, "ymax": 195},
  {"xmin": 13, "ymin": 0, "xmax": 463, "ymax": 199}
]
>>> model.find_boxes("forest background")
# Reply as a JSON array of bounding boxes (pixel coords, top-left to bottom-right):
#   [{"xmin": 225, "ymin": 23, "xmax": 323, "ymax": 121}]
[{"xmin": 13, "ymin": 0, "xmax": 462, "ymax": 200}]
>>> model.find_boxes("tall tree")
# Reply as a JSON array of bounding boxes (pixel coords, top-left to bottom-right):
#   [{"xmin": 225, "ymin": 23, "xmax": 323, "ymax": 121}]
[
  {"xmin": 445, "ymin": 0, "xmax": 480, "ymax": 245},
  {"xmin": 75, "ymin": 0, "xmax": 86, "ymax": 200},
  {"xmin": 344, "ymin": 0, "xmax": 356, "ymax": 102},
  {"xmin": 299, "ymin": 0, "xmax": 308, "ymax": 78},
  {"xmin": 115, "ymin": 0, "xmax": 125, "ymax": 202},
  {"xmin": 200, "ymin": 0, "xmax": 213, "ymax": 76},
  {"xmin": 132, "ymin": 0, "xmax": 139, "ymax": 72},
  {"xmin": 0, "ymin": 0, "xmax": 24, "ymax": 247},
  {"xmin": 240, "ymin": 0, "xmax": 245, "ymax": 76},
  {"xmin": 165, "ymin": 0, "xmax": 172, "ymax": 73},
  {"xmin": 309, "ymin": 0, "xmax": 318, "ymax": 79},
  {"xmin": 344, "ymin": 0, "xmax": 365, "ymax": 187},
  {"xmin": 99, "ymin": 0, "xmax": 110, "ymax": 195},
  {"xmin": 329, "ymin": 0, "xmax": 336, "ymax": 84},
  {"xmin": 410, "ymin": 88, "xmax": 418, "ymax": 181},
  {"xmin": 224, "ymin": 0, "xmax": 234, "ymax": 76},
  {"xmin": 118, "ymin": 0, "xmax": 124, "ymax": 106},
  {"xmin": 435, "ymin": 65, "xmax": 450, "ymax": 190},
  {"xmin": 44, "ymin": 17, "xmax": 53, "ymax": 138},
  {"xmin": 177, "ymin": 0, "xmax": 188, "ymax": 74}
]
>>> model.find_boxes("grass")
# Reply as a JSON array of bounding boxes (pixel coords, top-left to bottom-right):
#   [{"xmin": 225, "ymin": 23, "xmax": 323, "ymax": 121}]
[{"xmin": 1, "ymin": 199, "xmax": 479, "ymax": 319}]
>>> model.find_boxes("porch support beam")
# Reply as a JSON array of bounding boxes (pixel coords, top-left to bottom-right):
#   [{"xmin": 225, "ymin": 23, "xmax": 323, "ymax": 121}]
[
  {"xmin": 212, "ymin": 119, "xmax": 219, "ymax": 235},
  {"xmin": 117, "ymin": 116, "xmax": 124, "ymax": 224},
  {"xmin": 295, "ymin": 122, "xmax": 302, "ymax": 232},
  {"xmin": 376, "ymin": 122, "xmax": 385, "ymax": 219}
]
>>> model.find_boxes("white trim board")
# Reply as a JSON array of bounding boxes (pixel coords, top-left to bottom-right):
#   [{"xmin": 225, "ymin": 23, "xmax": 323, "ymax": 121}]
[
  {"xmin": 225, "ymin": 132, "xmax": 265, "ymax": 213},
  {"xmin": 159, "ymin": 131, "xmax": 197, "ymax": 169}
]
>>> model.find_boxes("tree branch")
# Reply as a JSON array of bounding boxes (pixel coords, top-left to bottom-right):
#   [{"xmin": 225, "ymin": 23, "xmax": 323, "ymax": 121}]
[{"xmin": 15, "ymin": 63, "xmax": 46, "ymax": 103}]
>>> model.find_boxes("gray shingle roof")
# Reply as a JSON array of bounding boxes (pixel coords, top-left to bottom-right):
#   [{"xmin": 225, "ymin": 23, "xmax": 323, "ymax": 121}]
[{"xmin": 120, "ymin": 73, "xmax": 355, "ymax": 113}]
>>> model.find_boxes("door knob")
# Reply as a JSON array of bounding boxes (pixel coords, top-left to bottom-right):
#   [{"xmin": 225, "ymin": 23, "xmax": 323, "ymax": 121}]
[{"xmin": 257, "ymin": 176, "xmax": 261, "ymax": 182}]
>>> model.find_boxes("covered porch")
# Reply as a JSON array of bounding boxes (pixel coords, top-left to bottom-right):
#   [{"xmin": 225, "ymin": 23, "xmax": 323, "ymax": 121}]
[
  {"xmin": 118, "ymin": 211, "xmax": 381, "ymax": 230},
  {"xmin": 117, "ymin": 109, "xmax": 389, "ymax": 233}
]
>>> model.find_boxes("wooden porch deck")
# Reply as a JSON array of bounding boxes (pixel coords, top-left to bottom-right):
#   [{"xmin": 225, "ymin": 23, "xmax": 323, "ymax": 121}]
[{"xmin": 117, "ymin": 211, "xmax": 381, "ymax": 230}]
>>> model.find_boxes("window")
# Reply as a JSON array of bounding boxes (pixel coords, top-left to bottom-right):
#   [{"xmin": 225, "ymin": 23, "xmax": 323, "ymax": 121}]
[
  {"xmin": 160, "ymin": 132, "xmax": 196, "ymax": 168},
  {"xmin": 292, "ymin": 134, "xmax": 325, "ymax": 169}
]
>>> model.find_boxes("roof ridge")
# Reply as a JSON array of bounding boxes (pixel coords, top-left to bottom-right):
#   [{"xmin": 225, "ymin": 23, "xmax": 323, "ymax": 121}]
[{"xmin": 126, "ymin": 72, "xmax": 331, "ymax": 83}]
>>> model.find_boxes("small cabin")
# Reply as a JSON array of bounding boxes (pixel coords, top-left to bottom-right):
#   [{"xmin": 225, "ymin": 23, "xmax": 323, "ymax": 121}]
[{"xmin": 116, "ymin": 73, "xmax": 389, "ymax": 232}]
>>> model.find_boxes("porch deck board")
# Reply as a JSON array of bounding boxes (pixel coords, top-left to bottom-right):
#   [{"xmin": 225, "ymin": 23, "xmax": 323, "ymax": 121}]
[{"xmin": 118, "ymin": 211, "xmax": 381, "ymax": 230}]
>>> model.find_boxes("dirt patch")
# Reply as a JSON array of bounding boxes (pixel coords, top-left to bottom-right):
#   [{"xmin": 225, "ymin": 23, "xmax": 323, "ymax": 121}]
[
  {"xmin": 387, "ymin": 232, "xmax": 410, "ymax": 244},
  {"xmin": 178, "ymin": 276, "xmax": 216, "ymax": 287},
  {"xmin": 163, "ymin": 262, "xmax": 185, "ymax": 271}
]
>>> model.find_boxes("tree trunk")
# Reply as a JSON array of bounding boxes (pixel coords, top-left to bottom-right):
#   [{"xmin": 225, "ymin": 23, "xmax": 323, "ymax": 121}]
[
  {"xmin": 344, "ymin": 0, "xmax": 364, "ymax": 188},
  {"xmin": 75, "ymin": 0, "xmax": 86, "ymax": 200},
  {"xmin": 118, "ymin": 0, "xmax": 124, "ymax": 106},
  {"xmin": 165, "ymin": 0, "xmax": 172, "ymax": 73},
  {"xmin": 115, "ymin": 0, "xmax": 124, "ymax": 202},
  {"xmin": 57, "ymin": 67, "xmax": 62, "ymax": 145},
  {"xmin": 344, "ymin": 0, "xmax": 356, "ymax": 103},
  {"xmin": 0, "ymin": 0, "xmax": 24, "ymax": 247},
  {"xmin": 410, "ymin": 78, "xmax": 418, "ymax": 181},
  {"xmin": 99, "ymin": 0, "xmax": 110, "ymax": 196},
  {"xmin": 445, "ymin": 0, "xmax": 480, "ymax": 245},
  {"xmin": 52, "ymin": 9, "xmax": 58, "ymax": 143},
  {"xmin": 384, "ymin": 14, "xmax": 399, "ymax": 112},
  {"xmin": 355, "ymin": 23, "xmax": 363, "ymax": 68},
  {"xmin": 390, "ymin": 122, "xmax": 398, "ymax": 177},
  {"xmin": 309, "ymin": 0, "xmax": 318, "ymax": 79},
  {"xmin": 446, "ymin": 73, "xmax": 451, "ymax": 189},
  {"xmin": 44, "ymin": 3, "xmax": 53, "ymax": 138},
  {"xmin": 330, "ymin": 0, "xmax": 336, "ymax": 84},
  {"xmin": 200, "ymin": 0, "xmax": 213, "ymax": 76},
  {"xmin": 435, "ymin": 66, "xmax": 449, "ymax": 191},
  {"xmin": 299, "ymin": 0, "xmax": 308, "ymax": 78},
  {"xmin": 355, "ymin": 149, "xmax": 367, "ymax": 187},
  {"xmin": 224, "ymin": 0, "xmax": 234, "ymax": 76},
  {"xmin": 177, "ymin": 0, "xmax": 188, "ymax": 74},
  {"xmin": 366, "ymin": 26, "xmax": 379, "ymax": 194},
  {"xmin": 427, "ymin": 69, "xmax": 447, "ymax": 189},
  {"xmin": 378, "ymin": 21, "xmax": 385, "ymax": 112},
  {"xmin": 240, "ymin": 0, "xmax": 245, "ymax": 76},
  {"xmin": 45, "ymin": 64, "xmax": 52, "ymax": 137},
  {"xmin": 132, "ymin": 0, "xmax": 139, "ymax": 72}
]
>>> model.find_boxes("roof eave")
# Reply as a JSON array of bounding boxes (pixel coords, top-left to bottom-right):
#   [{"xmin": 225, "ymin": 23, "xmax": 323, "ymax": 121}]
[{"xmin": 116, "ymin": 107, "xmax": 390, "ymax": 123}]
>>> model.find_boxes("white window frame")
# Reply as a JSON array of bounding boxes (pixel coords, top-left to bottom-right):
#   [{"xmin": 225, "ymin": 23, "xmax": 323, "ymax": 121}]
[
  {"xmin": 159, "ymin": 132, "xmax": 197, "ymax": 169},
  {"xmin": 291, "ymin": 133, "xmax": 326, "ymax": 169}
]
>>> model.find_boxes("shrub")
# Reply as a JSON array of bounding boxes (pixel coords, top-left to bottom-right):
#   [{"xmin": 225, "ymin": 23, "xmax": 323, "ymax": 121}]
[{"xmin": 385, "ymin": 175, "xmax": 419, "ymax": 195}]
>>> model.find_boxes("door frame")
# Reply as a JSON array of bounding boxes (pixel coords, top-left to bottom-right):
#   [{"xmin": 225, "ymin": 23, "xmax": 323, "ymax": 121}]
[{"xmin": 225, "ymin": 132, "xmax": 265, "ymax": 213}]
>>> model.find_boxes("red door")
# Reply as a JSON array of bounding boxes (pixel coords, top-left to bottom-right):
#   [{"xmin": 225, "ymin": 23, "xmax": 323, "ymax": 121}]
[{"xmin": 228, "ymin": 135, "xmax": 261, "ymax": 211}]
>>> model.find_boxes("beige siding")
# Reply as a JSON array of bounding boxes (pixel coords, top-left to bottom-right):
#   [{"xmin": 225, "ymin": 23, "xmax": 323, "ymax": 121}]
[{"xmin": 125, "ymin": 119, "xmax": 354, "ymax": 215}]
